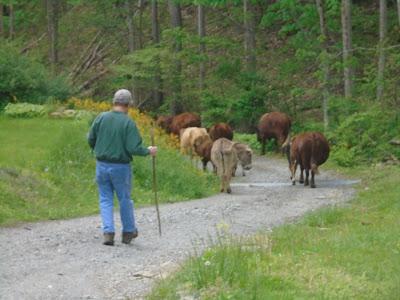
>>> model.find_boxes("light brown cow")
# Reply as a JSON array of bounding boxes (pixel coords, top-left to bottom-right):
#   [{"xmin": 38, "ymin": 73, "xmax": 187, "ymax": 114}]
[
  {"xmin": 193, "ymin": 135, "xmax": 214, "ymax": 171},
  {"xmin": 180, "ymin": 127, "xmax": 209, "ymax": 160},
  {"xmin": 232, "ymin": 143, "xmax": 253, "ymax": 176},
  {"xmin": 211, "ymin": 138, "xmax": 238, "ymax": 194}
]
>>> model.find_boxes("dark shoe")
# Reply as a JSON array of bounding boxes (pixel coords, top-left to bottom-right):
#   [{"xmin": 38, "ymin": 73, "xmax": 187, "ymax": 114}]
[
  {"xmin": 103, "ymin": 233, "xmax": 115, "ymax": 246},
  {"xmin": 122, "ymin": 231, "xmax": 138, "ymax": 244}
]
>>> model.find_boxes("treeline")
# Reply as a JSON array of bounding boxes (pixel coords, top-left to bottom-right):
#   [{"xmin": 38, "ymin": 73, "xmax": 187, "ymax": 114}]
[{"xmin": 0, "ymin": 1, "xmax": 400, "ymax": 131}]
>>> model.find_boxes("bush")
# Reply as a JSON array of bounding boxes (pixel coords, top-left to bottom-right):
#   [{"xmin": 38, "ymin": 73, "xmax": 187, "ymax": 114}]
[
  {"xmin": 4, "ymin": 103, "xmax": 47, "ymax": 118},
  {"xmin": 0, "ymin": 44, "xmax": 71, "ymax": 106}
]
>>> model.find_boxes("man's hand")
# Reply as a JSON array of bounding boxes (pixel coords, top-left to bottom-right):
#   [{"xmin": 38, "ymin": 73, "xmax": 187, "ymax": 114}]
[{"xmin": 148, "ymin": 146, "xmax": 158, "ymax": 156}]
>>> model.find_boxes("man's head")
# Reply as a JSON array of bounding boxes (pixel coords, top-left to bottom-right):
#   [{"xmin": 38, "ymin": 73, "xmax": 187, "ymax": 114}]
[{"xmin": 113, "ymin": 89, "xmax": 132, "ymax": 112}]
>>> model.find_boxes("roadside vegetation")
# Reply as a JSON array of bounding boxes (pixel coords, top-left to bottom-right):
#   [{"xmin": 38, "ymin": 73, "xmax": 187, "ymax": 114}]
[
  {"xmin": 148, "ymin": 165, "xmax": 400, "ymax": 299},
  {"xmin": 0, "ymin": 101, "xmax": 218, "ymax": 226}
]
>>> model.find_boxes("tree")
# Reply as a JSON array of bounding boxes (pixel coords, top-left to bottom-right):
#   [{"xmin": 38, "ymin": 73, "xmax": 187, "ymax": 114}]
[
  {"xmin": 397, "ymin": 0, "xmax": 400, "ymax": 27},
  {"xmin": 168, "ymin": 0, "xmax": 183, "ymax": 114},
  {"xmin": 244, "ymin": 0, "xmax": 256, "ymax": 72},
  {"xmin": 376, "ymin": 0, "xmax": 387, "ymax": 101},
  {"xmin": 315, "ymin": 0, "xmax": 330, "ymax": 130},
  {"xmin": 341, "ymin": 0, "xmax": 353, "ymax": 98},
  {"xmin": 125, "ymin": 0, "xmax": 135, "ymax": 53},
  {"xmin": 0, "ymin": 3, "xmax": 3, "ymax": 38},
  {"xmin": 198, "ymin": 4, "xmax": 206, "ymax": 90},
  {"xmin": 46, "ymin": 0, "xmax": 59, "ymax": 70},
  {"xmin": 9, "ymin": 1, "xmax": 14, "ymax": 39},
  {"xmin": 151, "ymin": 0, "xmax": 163, "ymax": 107}
]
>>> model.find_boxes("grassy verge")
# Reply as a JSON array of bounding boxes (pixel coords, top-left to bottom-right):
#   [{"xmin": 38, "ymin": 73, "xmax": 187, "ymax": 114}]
[
  {"xmin": 148, "ymin": 165, "xmax": 400, "ymax": 299},
  {"xmin": 0, "ymin": 116, "xmax": 218, "ymax": 226}
]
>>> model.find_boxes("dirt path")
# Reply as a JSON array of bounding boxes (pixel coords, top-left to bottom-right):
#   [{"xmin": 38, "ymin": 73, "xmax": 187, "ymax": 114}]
[{"xmin": 0, "ymin": 156, "xmax": 358, "ymax": 300}]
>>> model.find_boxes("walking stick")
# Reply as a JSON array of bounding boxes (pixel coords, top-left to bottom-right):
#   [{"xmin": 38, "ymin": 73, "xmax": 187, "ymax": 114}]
[{"xmin": 151, "ymin": 124, "xmax": 162, "ymax": 236}]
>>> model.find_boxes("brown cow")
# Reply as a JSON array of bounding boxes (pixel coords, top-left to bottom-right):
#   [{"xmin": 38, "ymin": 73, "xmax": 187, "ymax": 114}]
[
  {"xmin": 211, "ymin": 138, "xmax": 238, "ymax": 193},
  {"xmin": 288, "ymin": 132, "xmax": 330, "ymax": 188},
  {"xmin": 156, "ymin": 115, "xmax": 173, "ymax": 133},
  {"xmin": 208, "ymin": 123, "xmax": 234, "ymax": 141},
  {"xmin": 170, "ymin": 112, "xmax": 201, "ymax": 136},
  {"xmin": 232, "ymin": 143, "xmax": 253, "ymax": 176},
  {"xmin": 193, "ymin": 135, "xmax": 214, "ymax": 171},
  {"xmin": 256, "ymin": 112, "xmax": 291, "ymax": 155}
]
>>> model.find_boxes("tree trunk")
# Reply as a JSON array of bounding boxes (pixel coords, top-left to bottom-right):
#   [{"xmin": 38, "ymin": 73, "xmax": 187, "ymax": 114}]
[
  {"xmin": 244, "ymin": 0, "xmax": 256, "ymax": 72},
  {"xmin": 341, "ymin": 0, "xmax": 353, "ymax": 98},
  {"xmin": 47, "ymin": 0, "xmax": 59, "ymax": 71},
  {"xmin": 168, "ymin": 0, "xmax": 183, "ymax": 115},
  {"xmin": 0, "ymin": 3, "xmax": 4, "ymax": 38},
  {"xmin": 316, "ymin": 0, "xmax": 330, "ymax": 131},
  {"xmin": 9, "ymin": 2, "xmax": 14, "ymax": 39},
  {"xmin": 376, "ymin": 0, "xmax": 387, "ymax": 101},
  {"xmin": 125, "ymin": 0, "xmax": 135, "ymax": 53},
  {"xmin": 397, "ymin": 0, "xmax": 400, "ymax": 27},
  {"xmin": 198, "ymin": 5, "xmax": 206, "ymax": 90},
  {"xmin": 138, "ymin": 0, "xmax": 144, "ymax": 50},
  {"xmin": 151, "ymin": 0, "xmax": 163, "ymax": 108}
]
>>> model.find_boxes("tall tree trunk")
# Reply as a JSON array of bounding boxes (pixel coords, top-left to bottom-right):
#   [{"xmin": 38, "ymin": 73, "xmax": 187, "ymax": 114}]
[
  {"xmin": 47, "ymin": 0, "xmax": 59, "ymax": 71},
  {"xmin": 0, "ymin": 3, "xmax": 4, "ymax": 38},
  {"xmin": 168, "ymin": 0, "xmax": 183, "ymax": 115},
  {"xmin": 316, "ymin": 0, "xmax": 330, "ymax": 131},
  {"xmin": 397, "ymin": 0, "xmax": 400, "ymax": 27},
  {"xmin": 244, "ymin": 0, "xmax": 256, "ymax": 72},
  {"xmin": 125, "ymin": 0, "xmax": 135, "ymax": 53},
  {"xmin": 341, "ymin": 0, "xmax": 353, "ymax": 98},
  {"xmin": 198, "ymin": 5, "xmax": 206, "ymax": 90},
  {"xmin": 138, "ymin": 0, "xmax": 144, "ymax": 50},
  {"xmin": 376, "ymin": 0, "xmax": 387, "ymax": 101},
  {"xmin": 9, "ymin": 2, "xmax": 14, "ymax": 39},
  {"xmin": 152, "ymin": 0, "xmax": 163, "ymax": 108}
]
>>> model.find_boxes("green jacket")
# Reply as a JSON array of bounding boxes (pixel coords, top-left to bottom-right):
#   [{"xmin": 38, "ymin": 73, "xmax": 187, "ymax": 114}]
[{"xmin": 88, "ymin": 111, "xmax": 149, "ymax": 163}]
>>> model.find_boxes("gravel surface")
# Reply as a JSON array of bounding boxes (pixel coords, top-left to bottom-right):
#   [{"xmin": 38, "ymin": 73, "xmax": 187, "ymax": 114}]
[{"xmin": 0, "ymin": 156, "xmax": 358, "ymax": 300}]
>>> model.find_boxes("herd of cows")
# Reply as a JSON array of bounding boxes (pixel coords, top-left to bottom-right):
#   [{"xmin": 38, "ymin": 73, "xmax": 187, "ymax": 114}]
[{"xmin": 156, "ymin": 111, "xmax": 330, "ymax": 193}]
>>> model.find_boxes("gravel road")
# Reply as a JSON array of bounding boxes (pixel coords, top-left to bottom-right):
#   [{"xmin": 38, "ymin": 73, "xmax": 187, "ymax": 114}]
[{"xmin": 0, "ymin": 156, "xmax": 358, "ymax": 300}]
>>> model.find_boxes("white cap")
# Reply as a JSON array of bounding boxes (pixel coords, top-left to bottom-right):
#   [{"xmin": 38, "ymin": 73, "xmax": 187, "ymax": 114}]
[{"xmin": 113, "ymin": 89, "xmax": 132, "ymax": 105}]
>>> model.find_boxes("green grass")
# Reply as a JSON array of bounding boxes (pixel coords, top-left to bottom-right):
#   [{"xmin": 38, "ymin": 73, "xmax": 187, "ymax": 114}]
[
  {"xmin": 0, "ymin": 116, "xmax": 218, "ymax": 226},
  {"xmin": 148, "ymin": 165, "xmax": 400, "ymax": 299}
]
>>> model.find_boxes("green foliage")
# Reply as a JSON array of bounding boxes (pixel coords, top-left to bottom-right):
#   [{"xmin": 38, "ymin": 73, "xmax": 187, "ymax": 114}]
[
  {"xmin": 0, "ymin": 44, "xmax": 71, "ymax": 105},
  {"xmin": 329, "ymin": 107, "xmax": 400, "ymax": 166},
  {"xmin": 149, "ymin": 166, "xmax": 400, "ymax": 299},
  {"xmin": 4, "ymin": 103, "xmax": 47, "ymax": 118}
]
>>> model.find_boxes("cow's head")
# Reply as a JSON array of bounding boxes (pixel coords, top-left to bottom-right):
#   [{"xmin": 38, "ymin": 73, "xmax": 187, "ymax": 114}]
[{"xmin": 236, "ymin": 144, "xmax": 253, "ymax": 170}]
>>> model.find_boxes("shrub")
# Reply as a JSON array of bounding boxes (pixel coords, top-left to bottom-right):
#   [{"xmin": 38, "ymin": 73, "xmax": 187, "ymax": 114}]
[
  {"xmin": 4, "ymin": 103, "xmax": 47, "ymax": 118},
  {"xmin": 0, "ymin": 44, "xmax": 71, "ymax": 105}
]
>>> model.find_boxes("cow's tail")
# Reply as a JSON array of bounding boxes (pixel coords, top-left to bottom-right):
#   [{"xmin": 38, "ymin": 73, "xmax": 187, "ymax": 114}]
[{"xmin": 311, "ymin": 136, "xmax": 320, "ymax": 175}]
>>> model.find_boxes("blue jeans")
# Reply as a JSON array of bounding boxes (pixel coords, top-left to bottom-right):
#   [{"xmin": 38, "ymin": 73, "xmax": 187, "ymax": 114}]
[{"xmin": 95, "ymin": 161, "xmax": 137, "ymax": 234}]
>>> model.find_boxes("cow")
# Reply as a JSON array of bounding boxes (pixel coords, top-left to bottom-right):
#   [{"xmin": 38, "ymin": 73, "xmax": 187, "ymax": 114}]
[
  {"xmin": 180, "ymin": 127, "xmax": 209, "ymax": 161},
  {"xmin": 156, "ymin": 115, "xmax": 173, "ymax": 134},
  {"xmin": 256, "ymin": 112, "xmax": 291, "ymax": 155},
  {"xmin": 208, "ymin": 123, "xmax": 234, "ymax": 141},
  {"xmin": 193, "ymin": 135, "xmax": 214, "ymax": 171},
  {"xmin": 288, "ymin": 132, "xmax": 330, "ymax": 188},
  {"xmin": 211, "ymin": 138, "xmax": 238, "ymax": 193},
  {"xmin": 170, "ymin": 112, "xmax": 201, "ymax": 136},
  {"xmin": 232, "ymin": 143, "xmax": 253, "ymax": 176}
]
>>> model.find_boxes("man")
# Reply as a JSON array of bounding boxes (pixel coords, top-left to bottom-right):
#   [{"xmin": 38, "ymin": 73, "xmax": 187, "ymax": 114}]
[{"xmin": 88, "ymin": 89, "xmax": 157, "ymax": 246}]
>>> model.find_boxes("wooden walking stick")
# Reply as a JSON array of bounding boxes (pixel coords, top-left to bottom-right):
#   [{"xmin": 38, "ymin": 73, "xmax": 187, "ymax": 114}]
[{"xmin": 151, "ymin": 124, "xmax": 162, "ymax": 236}]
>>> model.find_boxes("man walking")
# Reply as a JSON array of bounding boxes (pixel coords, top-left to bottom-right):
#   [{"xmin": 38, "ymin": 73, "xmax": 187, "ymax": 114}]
[{"xmin": 88, "ymin": 89, "xmax": 157, "ymax": 246}]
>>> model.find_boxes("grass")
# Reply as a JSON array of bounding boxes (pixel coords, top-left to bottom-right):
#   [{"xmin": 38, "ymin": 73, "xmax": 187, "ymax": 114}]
[
  {"xmin": 148, "ymin": 164, "xmax": 400, "ymax": 299},
  {"xmin": 0, "ymin": 116, "xmax": 218, "ymax": 226}
]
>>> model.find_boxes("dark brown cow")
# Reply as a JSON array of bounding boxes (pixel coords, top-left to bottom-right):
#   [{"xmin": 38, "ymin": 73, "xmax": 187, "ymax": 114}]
[
  {"xmin": 208, "ymin": 123, "xmax": 234, "ymax": 141},
  {"xmin": 256, "ymin": 112, "xmax": 291, "ymax": 155},
  {"xmin": 169, "ymin": 112, "xmax": 201, "ymax": 136},
  {"xmin": 288, "ymin": 132, "xmax": 330, "ymax": 188},
  {"xmin": 156, "ymin": 115, "xmax": 173, "ymax": 133},
  {"xmin": 193, "ymin": 135, "xmax": 214, "ymax": 171}
]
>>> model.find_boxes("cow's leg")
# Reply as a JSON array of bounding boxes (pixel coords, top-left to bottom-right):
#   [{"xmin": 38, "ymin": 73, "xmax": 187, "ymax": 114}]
[
  {"xmin": 202, "ymin": 158, "xmax": 208, "ymax": 171},
  {"xmin": 242, "ymin": 164, "xmax": 246, "ymax": 177},
  {"xmin": 299, "ymin": 167, "xmax": 304, "ymax": 184},
  {"xmin": 291, "ymin": 162, "xmax": 297, "ymax": 185},
  {"xmin": 304, "ymin": 169, "xmax": 309, "ymax": 186},
  {"xmin": 261, "ymin": 139, "xmax": 266, "ymax": 155},
  {"xmin": 226, "ymin": 170, "xmax": 232, "ymax": 194},
  {"xmin": 232, "ymin": 164, "xmax": 237, "ymax": 177},
  {"xmin": 310, "ymin": 170, "xmax": 316, "ymax": 188}
]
